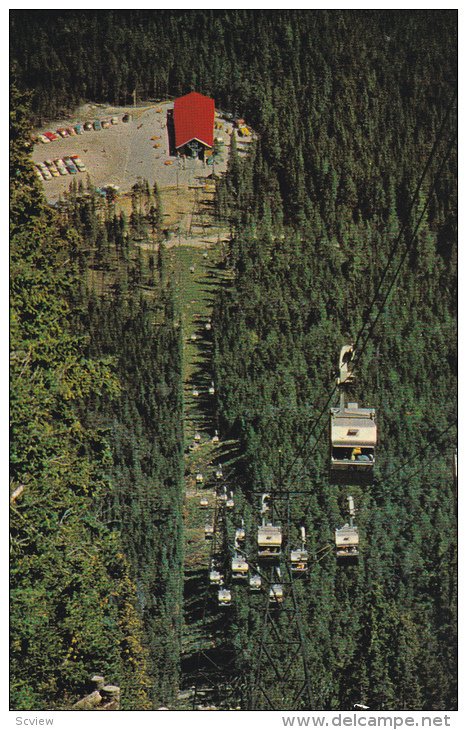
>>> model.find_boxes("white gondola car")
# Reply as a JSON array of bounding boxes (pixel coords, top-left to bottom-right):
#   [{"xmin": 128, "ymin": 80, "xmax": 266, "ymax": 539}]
[
  {"xmin": 335, "ymin": 524, "xmax": 359, "ymax": 559},
  {"xmin": 212, "ymin": 431, "xmax": 219, "ymax": 444},
  {"xmin": 226, "ymin": 494, "xmax": 235, "ymax": 509},
  {"xmin": 217, "ymin": 491, "xmax": 228, "ymax": 505},
  {"xmin": 269, "ymin": 583, "xmax": 284, "ymax": 604},
  {"xmin": 260, "ymin": 493, "xmax": 271, "ymax": 516},
  {"xmin": 330, "ymin": 403, "xmax": 376, "ymax": 481},
  {"xmin": 290, "ymin": 526, "xmax": 308, "ymax": 574},
  {"xmin": 257, "ymin": 524, "xmax": 282, "ymax": 559},
  {"xmin": 196, "ymin": 473, "xmax": 204, "ymax": 484},
  {"xmin": 205, "ymin": 320, "xmax": 212, "ymax": 331},
  {"xmin": 199, "ymin": 497, "xmax": 209, "ymax": 509},
  {"xmin": 218, "ymin": 588, "xmax": 232, "ymax": 607},
  {"xmin": 209, "ymin": 569, "xmax": 223, "ymax": 585},
  {"xmin": 204, "ymin": 524, "xmax": 214, "ymax": 540},
  {"xmin": 235, "ymin": 526, "xmax": 246, "ymax": 542},
  {"xmin": 249, "ymin": 573, "xmax": 262, "ymax": 592},
  {"xmin": 194, "ymin": 432, "xmax": 202, "ymax": 443},
  {"xmin": 209, "ymin": 381, "xmax": 215, "ymax": 395},
  {"xmin": 231, "ymin": 556, "xmax": 249, "ymax": 580},
  {"xmin": 190, "ymin": 334, "xmax": 197, "ymax": 342},
  {"xmin": 215, "ymin": 466, "xmax": 223, "ymax": 480},
  {"xmin": 192, "ymin": 388, "xmax": 199, "ymax": 397},
  {"xmin": 290, "ymin": 549, "xmax": 309, "ymax": 574}
]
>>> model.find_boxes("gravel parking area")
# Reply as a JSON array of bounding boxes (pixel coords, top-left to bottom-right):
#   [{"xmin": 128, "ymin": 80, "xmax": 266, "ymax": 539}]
[{"xmin": 32, "ymin": 101, "xmax": 243, "ymax": 202}]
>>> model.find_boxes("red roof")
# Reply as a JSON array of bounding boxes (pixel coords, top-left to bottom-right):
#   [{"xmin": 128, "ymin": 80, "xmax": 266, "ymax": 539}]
[{"xmin": 173, "ymin": 92, "xmax": 215, "ymax": 149}]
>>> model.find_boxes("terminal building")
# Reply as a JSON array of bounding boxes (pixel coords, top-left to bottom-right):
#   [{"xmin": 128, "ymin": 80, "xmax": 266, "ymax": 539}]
[{"xmin": 172, "ymin": 91, "xmax": 215, "ymax": 160}]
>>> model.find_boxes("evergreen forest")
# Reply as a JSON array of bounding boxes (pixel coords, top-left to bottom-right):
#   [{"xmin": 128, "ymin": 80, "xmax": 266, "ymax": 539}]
[{"xmin": 10, "ymin": 9, "xmax": 457, "ymax": 712}]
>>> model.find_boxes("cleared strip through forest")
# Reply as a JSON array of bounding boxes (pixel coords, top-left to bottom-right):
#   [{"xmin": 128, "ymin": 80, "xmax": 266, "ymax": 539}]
[{"xmin": 166, "ymin": 185, "xmax": 234, "ymax": 708}]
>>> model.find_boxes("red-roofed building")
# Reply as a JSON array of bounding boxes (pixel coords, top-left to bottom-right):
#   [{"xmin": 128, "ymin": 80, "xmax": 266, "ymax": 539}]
[{"xmin": 173, "ymin": 91, "xmax": 215, "ymax": 159}]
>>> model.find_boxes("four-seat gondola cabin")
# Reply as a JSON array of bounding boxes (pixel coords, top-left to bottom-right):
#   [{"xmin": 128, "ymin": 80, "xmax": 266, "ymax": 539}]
[
  {"xmin": 173, "ymin": 91, "xmax": 215, "ymax": 160},
  {"xmin": 330, "ymin": 402, "xmax": 377, "ymax": 484}
]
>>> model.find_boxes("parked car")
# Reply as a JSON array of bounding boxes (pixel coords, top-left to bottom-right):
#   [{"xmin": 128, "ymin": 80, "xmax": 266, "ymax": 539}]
[
  {"xmin": 37, "ymin": 163, "xmax": 52, "ymax": 180},
  {"xmin": 44, "ymin": 160, "xmax": 60, "ymax": 177},
  {"xmin": 34, "ymin": 166, "xmax": 44, "ymax": 179},
  {"xmin": 63, "ymin": 156, "xmax": 78, "ymax": 174},
  {"xmin": 101, "ymin": 119, "xmax": 110, "ymax": 129},
  {"xmin": 93, "ymin": 120, "xmax": 102, "ymax": 131},
  {"xmin": 44, "ymin": 131, "xmax": 58, "ymax": 142},
  {"xmin": 84, "ymin": 121, "xmax": 93, "ymax": 131},
  {"xmin": 38, "ymin": 134, "xmax": 50, "ymax": 144},
  {"xmin": 54, "ymin": 158, "xmax": 69, "ymax": 175},
  {"xmin": 110, "ymin": 116, "xmax": 119, "ymax": 125},
  {"xmin": 56, "ymin": 128, "xmax": 69, "ymax": 138},
  {"xmin": 66, "ymin": 126, "xmax": 76, "ymax": 136},
  {"xmin": 74, "ymin": 124, "xmax": 84, "ymax": 134},
  {"xmin": 70, "ymin": 154, "xmax": 86, "ymax": 172}
]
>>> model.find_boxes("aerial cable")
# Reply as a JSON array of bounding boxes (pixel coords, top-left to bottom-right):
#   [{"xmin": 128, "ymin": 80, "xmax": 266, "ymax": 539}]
[
  {"xmin": 285, "ymin": 493, "xmax": 314, "ymax": 708},
  {"xmin": 281, "ymin": 127, "xmax": 457, "ymax": 488},
  {"xmin": 380, "ymin": 419, "xmax": 456, "ymax": 483},
  {"xmin": 352, "ymin": 132, "xmax": 457, "ymax": 374},
  {"xmin": 352, "ymin": 91, "xmax": 457, "ymax": 358}
]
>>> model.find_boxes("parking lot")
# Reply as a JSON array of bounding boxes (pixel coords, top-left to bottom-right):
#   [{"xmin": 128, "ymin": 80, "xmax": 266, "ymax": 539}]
[{"xmin": 32, "ymin": 101, "xmax": 246, "ymax": 202}]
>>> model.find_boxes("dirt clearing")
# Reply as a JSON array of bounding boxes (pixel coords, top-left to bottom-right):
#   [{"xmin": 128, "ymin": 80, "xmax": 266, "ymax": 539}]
[{"xmin": 32, "ymin": 101, "xmax": 244, "ymax": 203}]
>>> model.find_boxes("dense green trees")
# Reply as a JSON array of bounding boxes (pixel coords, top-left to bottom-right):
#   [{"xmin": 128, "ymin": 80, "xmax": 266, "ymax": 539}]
[
  {"xmin": 10, "ymin": 85, "xmax": 183, "ymax": 708},
  {"xmin": 10, "ymin": 86, "xmax": 153, "ymax": 709},
  {"xmin": 208, "ymin": 11, "xmax": 456, "ymax": 712},
  {"xmin": 11, "ymin": 8, "xmax": 456, "ymax": 711}
]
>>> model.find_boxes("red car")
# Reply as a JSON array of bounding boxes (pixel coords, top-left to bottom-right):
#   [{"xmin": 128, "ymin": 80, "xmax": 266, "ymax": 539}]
[{"xmin": 44, "ymin": 131, "xmax": 58, "ymax": 142}]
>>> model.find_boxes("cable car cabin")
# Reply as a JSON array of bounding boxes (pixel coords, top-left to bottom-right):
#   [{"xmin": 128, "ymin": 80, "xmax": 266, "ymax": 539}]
[
  {"xmin": 249, "ymin": 573, "xmax": 262, "ymax": 591},
  {"xmin": 235, "ymin": 526, "xmax": 246, "ymax": 542},
  {"xmin": 209, "ymin": 569, "xmax": 223, "ymax": 585},
  {"xmin": 196, "ymin": 473, "xmax": 204, "ymax": 484},
  {"xmin": 290, "ymin": 549, "xmax": 308, "ymax": 574},
  {"xmin": 257, "ymin": 524, "xmax": 282, "ymax": 560},
  {"xmin": 212, "ymin": 432, "xmax": 219, "ymax": 444},
  {"xmin": 194, "ymin": 432, "xmax": 201, "ymax": 443},
  {"xmin": 218, "ymin": 588, "xmax": 232, "ymax": 607},
  {"xmin": 231, "ymin": 556, "xmax": 249, "ymax": 580},
  {"xmin": 335, "ymin": 524, "xmax": 359, "ymax": 562},
  {"xmin": 199, "ymin": 497, "xmax": 209, "ymax": 509},
  {"xmin": 204, "ymin": 524, "xmax": 214, "ymax": 540},
  {"xmin": 226, "ymin": 496, "xmax": 235, "ymax": 509},
  {"xmin": 217, "ymin": 492, "xmax": 228, "ymax": 505},
  {"xmin": 215, "ymin": 465, "xmax": 223, "ymax": 480},
  {"xmin": 269, "ymin": 584, "xmax": 284, "ymax": 604},
  {"xmin": 330, "ymin": 403, "xmax": 376, "ymax": 484}
]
